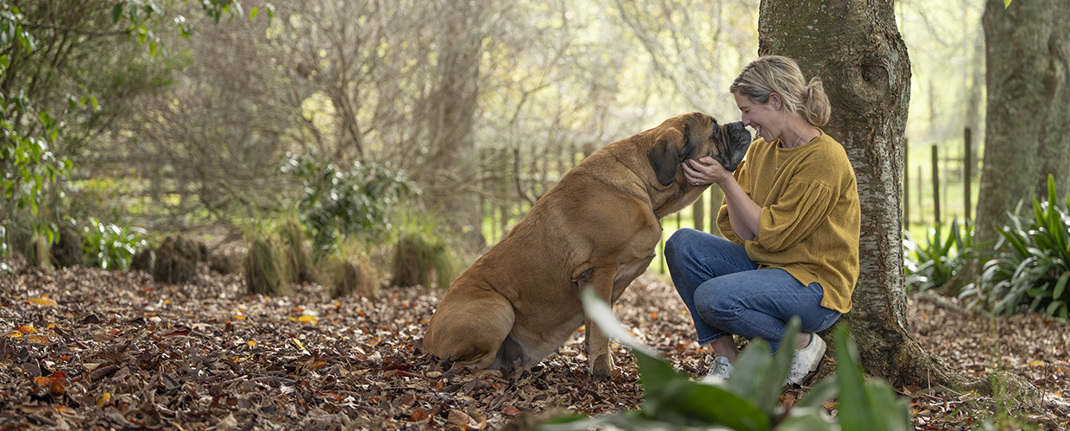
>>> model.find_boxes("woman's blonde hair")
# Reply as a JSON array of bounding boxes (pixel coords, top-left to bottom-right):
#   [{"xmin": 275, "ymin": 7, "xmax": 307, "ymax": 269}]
[{"xmin": 729, "ymin": 55, "xmax": 832, "ymax": 127}]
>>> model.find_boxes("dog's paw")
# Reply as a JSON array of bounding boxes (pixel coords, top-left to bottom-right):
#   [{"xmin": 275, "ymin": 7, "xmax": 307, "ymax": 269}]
[{"xmin": 590, "ymin": 353, "xmax": 616, "ymax": 378}]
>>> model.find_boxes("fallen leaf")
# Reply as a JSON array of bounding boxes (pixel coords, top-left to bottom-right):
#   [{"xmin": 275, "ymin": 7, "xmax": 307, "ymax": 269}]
[
  {"xmin": 27, "ymin": 295, "xmax": 57, "ymax": 306},
  {"xmin": 24, "ymin": 334, "xmax": 49, "ymax": 343},
  {"xmin": 410, "ymin": 407, "xmax": 430, "ymax": 422}
]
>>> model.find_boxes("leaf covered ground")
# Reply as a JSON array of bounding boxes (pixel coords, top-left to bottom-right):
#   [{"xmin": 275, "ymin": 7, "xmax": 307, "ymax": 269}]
[{"xmin": 1, "ymin": 263, "xmax": 1068, "ymax": 430}]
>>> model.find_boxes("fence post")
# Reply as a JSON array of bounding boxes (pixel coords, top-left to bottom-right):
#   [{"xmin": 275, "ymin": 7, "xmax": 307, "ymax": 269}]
[
  {"xmin": 964, "ymin": 127, "xmax": 972, "ymax": 223},
  {"xmin": 931, "ymin": 144, "xmax": 941, "ymax": 226},
  {"xmin": 692, "ymin": 192, "xmax": 705, "ymax": 232},
  {"xmin": 917, "ymin": 166, "xmax": 923, "ymax": 221}
]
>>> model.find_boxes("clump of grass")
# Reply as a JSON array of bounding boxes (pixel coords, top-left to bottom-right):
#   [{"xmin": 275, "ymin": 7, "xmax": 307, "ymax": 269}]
[
  {"xmin": 244, "ymin": 235, "xmax": 289, "ymax": 296},
  {"xmin": 152, "ymin": 236, "xmax": 202, "ymax": 284},
  {"xmin": 279, "ymin": 219, "xmax": 315, "ymax": 284},
  {"xmin": 330, "ymin": 252, "xmax": 379, "ymax": 299},
  {"xmin": 390, "ymin": 230, "xmax": 456, "ymax": 289}
]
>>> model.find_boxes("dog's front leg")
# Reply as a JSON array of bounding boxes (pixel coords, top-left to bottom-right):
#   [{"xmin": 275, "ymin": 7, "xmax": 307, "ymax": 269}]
[{"xmin": 582, "ymin": 265, "xmax": 619, "ymax": 378}]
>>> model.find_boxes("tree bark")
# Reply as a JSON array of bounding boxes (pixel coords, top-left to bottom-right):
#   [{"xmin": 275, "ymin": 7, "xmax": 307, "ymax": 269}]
[
  {"xmin": 758, "ymin": 0, "xmax": 967, "ymax": 389},
  {"xmin": 421, "ymin": 0, "xmax": 487, "ymax": 250},
  {"xmin": 974, "ymin": 0, "xmax": 1070, "ymax": 248}
]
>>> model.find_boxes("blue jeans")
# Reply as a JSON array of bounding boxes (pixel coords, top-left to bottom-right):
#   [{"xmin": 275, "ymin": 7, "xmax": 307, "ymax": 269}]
[{"xmin": 665, "ymin": 228, "xmax": 841, "ymax": 352}]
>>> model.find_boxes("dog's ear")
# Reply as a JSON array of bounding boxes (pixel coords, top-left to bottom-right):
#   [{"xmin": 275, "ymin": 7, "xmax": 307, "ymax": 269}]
[{"xmin": 647, "ymin": 130, "xmax": 684, "ymax": 186}]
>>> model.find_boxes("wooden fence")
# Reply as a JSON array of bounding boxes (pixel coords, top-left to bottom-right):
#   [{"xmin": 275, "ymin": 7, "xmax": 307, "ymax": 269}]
[{"xmin": 903, "ymin": 127, "xmax": 977, "ymax": 230}]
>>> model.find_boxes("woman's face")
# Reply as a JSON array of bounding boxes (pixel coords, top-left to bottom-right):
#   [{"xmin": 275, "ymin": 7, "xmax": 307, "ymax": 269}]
[{"xmin": 733, "ymin": 91, "xmax": 782, "ymax": 143}]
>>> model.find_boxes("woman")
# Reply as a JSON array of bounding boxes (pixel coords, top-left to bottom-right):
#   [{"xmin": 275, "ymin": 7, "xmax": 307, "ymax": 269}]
[{"xmin": 665, "ymin": 55, "xmax": 860, "ymax": 385}]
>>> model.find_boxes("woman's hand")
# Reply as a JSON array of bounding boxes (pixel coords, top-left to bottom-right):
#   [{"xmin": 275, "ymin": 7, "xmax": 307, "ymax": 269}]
[{"xmin": 682, "ymin": 156, "xmax": 731, "ymax": 187}]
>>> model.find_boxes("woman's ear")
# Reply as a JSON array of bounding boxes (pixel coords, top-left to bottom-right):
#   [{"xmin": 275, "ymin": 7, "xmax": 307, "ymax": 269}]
[{"xmin": 769, "ymin": 93, "xmax": 781, "ymax": 110}]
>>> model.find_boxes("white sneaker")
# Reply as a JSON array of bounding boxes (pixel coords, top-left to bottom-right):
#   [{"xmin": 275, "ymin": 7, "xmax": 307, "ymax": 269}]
[
  {"xmin": 701, "ymin": 356, "xmax": 734, "ymax": 384},
  {"xmin": 786, "ymin": 333, "xmax": 826, "ymax": 385}
]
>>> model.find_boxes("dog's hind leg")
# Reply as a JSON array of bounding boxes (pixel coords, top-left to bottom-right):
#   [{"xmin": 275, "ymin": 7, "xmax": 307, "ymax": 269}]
[
  {"xmin": 424, "ymin": 288, "xmax": 515, "ymax": 370},
  {"xmin": 491, "ymin": 334, "xmax": 526, "ymax": 373}
]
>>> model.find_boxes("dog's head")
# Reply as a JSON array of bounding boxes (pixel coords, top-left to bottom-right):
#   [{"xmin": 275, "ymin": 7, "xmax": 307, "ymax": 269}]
[{"xmin": 646, "ymin": 112, "xmax": 752, "ymax": 186}]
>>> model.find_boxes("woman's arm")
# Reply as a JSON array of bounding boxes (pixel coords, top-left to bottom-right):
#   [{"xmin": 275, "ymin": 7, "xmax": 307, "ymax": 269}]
[
  {"xmin": 718, "ymin": 175, "xmax": 761, "ymax": 241},
  {"xmin": 682, "ymin": 156, "xmax": 761, "ymax": 240}
]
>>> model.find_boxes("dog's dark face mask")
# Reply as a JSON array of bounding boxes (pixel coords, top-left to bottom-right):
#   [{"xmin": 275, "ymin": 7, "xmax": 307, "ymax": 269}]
[
  {"xmin": 647, "ymin": 113, "xmax": 753, "ymax": 187},
  {"xmin": 709, "ymin": 121, "xmax": 752, "ymax": 172}
]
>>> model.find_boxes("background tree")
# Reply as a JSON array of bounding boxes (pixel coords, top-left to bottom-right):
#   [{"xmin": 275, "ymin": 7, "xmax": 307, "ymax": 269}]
[
  {"xmin": 757, "ymin": 1, "xmax": 969, "ymax": 389},
  {"xmin": 973, "ymin": 0, "xmax": 1070, "ymax": 248},
  {"xmin": 102, "ymin": 1, "xmax": 290, "ymax": 231}
]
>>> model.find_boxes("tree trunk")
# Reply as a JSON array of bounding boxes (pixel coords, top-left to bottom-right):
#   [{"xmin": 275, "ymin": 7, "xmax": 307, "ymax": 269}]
[
  {"xmin": 758, "ymin": 0, "xmax": 967, "ymax": 389},
  {"xmin": 421, "ymin": 1, "xmax": 487, "ymax": 251},
  {"xmin": 974, "ymin": 0, "xmax": 1070, "ymax": 248}
]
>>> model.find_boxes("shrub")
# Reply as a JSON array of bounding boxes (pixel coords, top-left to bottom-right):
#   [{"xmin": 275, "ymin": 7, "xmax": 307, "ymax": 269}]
[
  {"xmin": 280, "ymin": 153, "xmax": 417, "ymax": 256},
  {"xmin": 903, "ymin": 218, "xmax": 974, "ymax": 294},
  {"xmin": 532, "ymin": 288, "xmax": 911, "ymax": 430},
  {"xmin": 82, "ymin": 217, "xmax": 150, "ymax": 271},
  {"xmin": 961, "ymin": 175, "xmax": 1070, "ymax": 320}
]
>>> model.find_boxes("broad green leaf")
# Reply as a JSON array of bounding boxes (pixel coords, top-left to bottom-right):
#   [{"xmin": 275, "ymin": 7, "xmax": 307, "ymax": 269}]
[
  {"xmin": 1045, "ymin": 301, "xmax": 1064, "ymax": 317},
  {"xmin": 650, "ymin": 380, "xmax": 770, "ymax": 431},
  {"xmin": 728, "ymin": 318, "xmax": 798, "ymax": 413},
  {"xmin": 579, "ymin": 287, "xmax": 770, "ymax": 430},
  {"xmin": 796, "ymin": 377, "xmax": 838, "ymax": 409},
  {"xmin": 1054, "ymin": 272, "xmax": 1069, "ymax": 299},
  {"xmin": 776, "ymin": 410, "xmax": 834, "ymax": 431},
  {"xmin": 1048, "ymin": 174, "xmax": 1057, "ymax": 205},
  {"xmin": 833, "ymin": 325, "xmax": 912, "ymax": 431}
]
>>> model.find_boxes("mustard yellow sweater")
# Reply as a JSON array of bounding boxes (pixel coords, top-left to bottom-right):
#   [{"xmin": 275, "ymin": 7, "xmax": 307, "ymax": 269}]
[{"xmin": 716, "ymin": 130, "xmax": 861, "ymax": 313}]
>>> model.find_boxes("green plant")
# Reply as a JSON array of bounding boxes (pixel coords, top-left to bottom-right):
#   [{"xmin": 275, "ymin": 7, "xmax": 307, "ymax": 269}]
[
  {"xmin": 82, "ymin": 217, "xmax": 150, "ymax": 271},
  {"xmin": 961, "ymin": 175, "xmax": 1070, "ymax": 320},
  {"xmin": 280, "ymin": 152, "xmax": 418, "ymax": 256},
  {"xmin": 535, "ymin": 288, "xmax": 911, "ymax": 430},
  {"xmin": 903, "ymin": 217, "xmax": 974, "ymax": 294}
]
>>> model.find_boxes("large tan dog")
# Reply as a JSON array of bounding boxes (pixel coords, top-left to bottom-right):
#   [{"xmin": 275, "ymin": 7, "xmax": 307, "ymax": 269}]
[{"xmin": 424, "ymin": 112, "xmax": 751, "ymax": 377}]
